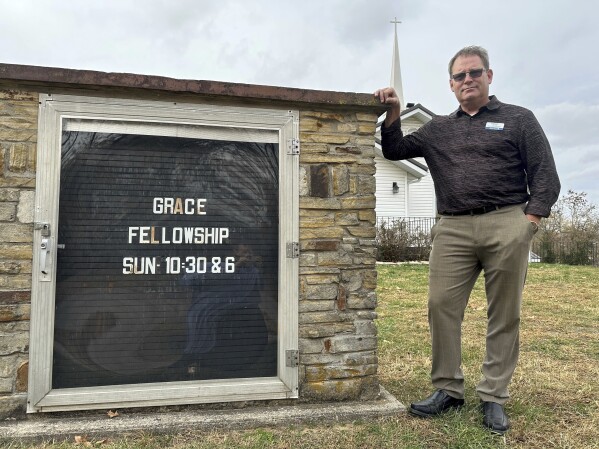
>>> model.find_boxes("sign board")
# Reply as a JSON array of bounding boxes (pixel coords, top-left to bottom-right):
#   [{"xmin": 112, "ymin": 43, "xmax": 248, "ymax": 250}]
[{"xmin": 28, "ymin": 96, "xmax": 299, "ymax": 412}]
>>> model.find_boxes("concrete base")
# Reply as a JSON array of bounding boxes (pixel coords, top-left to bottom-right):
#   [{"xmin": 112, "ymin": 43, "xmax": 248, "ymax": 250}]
[{"xmin": 1, "ymin": 387, "xmax": 405, "ymax": 443}]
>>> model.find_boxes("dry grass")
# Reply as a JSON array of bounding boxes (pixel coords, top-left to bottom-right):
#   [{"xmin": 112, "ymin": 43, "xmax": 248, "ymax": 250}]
[
  {"xmin": 376, "ymin": 263, "xmax": 599, "ymax": 449},
  {"xmin": 5, "ymin": 264, "xmax": 598, "ymax": 449}
]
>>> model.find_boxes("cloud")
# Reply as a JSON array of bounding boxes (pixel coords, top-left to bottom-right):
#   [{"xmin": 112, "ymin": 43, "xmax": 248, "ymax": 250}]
[
  {"xmin": 1, "ymin": 0, "xmax": 597, "ymax": 206},
  {"xmin": 533, "ymin": 103, "xmax": 599, "ymax": 204}
]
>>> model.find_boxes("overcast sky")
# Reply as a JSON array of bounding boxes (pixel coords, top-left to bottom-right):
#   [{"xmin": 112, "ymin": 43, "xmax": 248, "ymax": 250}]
[{"xmin": 2, "ymin": 0, "xmax": 597, "ymax": 207}]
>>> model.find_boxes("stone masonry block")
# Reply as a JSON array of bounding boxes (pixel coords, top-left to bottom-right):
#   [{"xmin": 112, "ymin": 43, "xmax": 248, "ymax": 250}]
[
  {"xmin": 0, "ymin": 262, "xmax": 21, "ymax": 274},
  {"xmin": 300, "ymin": 240, "xmax": 340, "ymax": 252},
  {"xmin": 300, "ymin": 215, "xmax": 336, "ymax": 228},
  {"xmin": 349, "ymin": 160, "xmax": 375, "ymax": 171},
  {"xmin": 300, "ymin": 353, "xmax": 344, "ymax": 365},
  {"xmin": 299, "ymin": 300, "xmax": 335, "ymax": 313},
  {"xmin": 329, "ymin": 335, "xmax": 377, "ymax": 353},
  {"xmin": 353, "ymin": 175, "xmax": 376, "ymax": 195},
  {"xmin": 299, "ymin": 324, "xmax": 336, "ymax": 339},
  {"xmin": 334, "ymin": 146, "xmax": 362, "ymax": 155},
  {"xmin": 0, "ymin": 203, "xmax": 16, "ymax": 221},
  {"xmin": 0, "ymin": 394, "xmax": 27, "ymax": 420},
  {"xmin": 336, "ymin": 284, "xmax": 347, "ymax": 311},
  {"xmin": 0, "ymin": 223, "xmax": 33, "ymax": 243},
  {"xmin": 309, "ymin": 164, "xmax": 330, "ymax": 198},
  {"xmin": 300, "ymin": 154, "xmax": 358, "ymax": 164},
  {"xmin": 299, "ymin": 118, "xmax": 336, "ymax": 133},
  {"xmin": 299, "ymin": 165, "xmax": 309, "ymax": 196},
  {"xmin": 17, "ymin": 190, "xmax": 35, "ymax": 223},
  {"xmin": 0, "ymin": 244, "xmax": 32, "ymax": 260},
  {"xmin": 298, "ymin": 311, "xmax": 347, "ymax": 325},
  {"xmin": 340, "ymin": 196, "xmax": 376, "ymax": 210},
  {"xmin": 8, "ymin": 143, "xmax": 33, "ymax": 171},
  {"xmin": 317, "ymin": 251, "xmax": 353, "ymax": 267},
  {"xmin": 0, "ymin": 274, "xmax": 32, "ymax": 289},
  {"xmin": 334, "ymin": 212, "xmax": 359, "ymax": 226},
  {"xmin": 300, "ymin": 227, "xmax": 344, "ymax": 240},
  {"xmin": 0, "ymin": 304, "xmax": 31, "ymax": 324},
  {"xmin": 299, "ymin": 197, "xmax": 341, "ymax": 210},
  {"xmin": 0, "ymin": 90, "xmax": 37, "ymax": 101},
  {"xmin": 16, "ymin": 360, "xmax": 28, "ymax": 392},
  {"xmin": 354, "ymin": 320, "xmax": 378, "ymax": 336},
  {"xmin": 343, "ymin": 351, "xmax": 378, "ymax": 366},
  {"xmin": 341, "ymin": 271, "xmax": 363, "ymax": 292},
  {"xmin": 304, "ymin": 283, "xmax": 338, "ymax": 300},
  {"xmin": 0, "ymin": 377, "xmax": 13, "ymax": 393},
  {"xmin": 300, "ymin": 111, "xmax": 346, "ymax": 122},
  {"xmin": 332, "ymin": 165, "xmax": 349, "ymax": 196},
  {"xmin": 304, "ymin": 364, "xmax": 378, "ymax": 382},
  {"xmin": 303, "ymin": 273, "xmax": 340, "ymax": 284},
  {"xmin": 298, "ymin": 338, "xmax": 328, "ymax": 354},
  {"xmin": 299, "ymin": 252, "xmax": 317, "ymax": 267},
  {"xmin": 347, "ymin": 291, "xmax": 377, "ymax": 309},
  {"xmin": 355, "ymin": 113, "xmax": 377, "ymax": 122},
  {"xmin": 0, "ymin": 189, "xmax": 20, "ymax": 202},
  {"xmin": 0, "ymin": 328, "xmax": 29, "ymax": 354},
  {"xmin": 300, "ymin": 133, "xmax": 350, "ymax": 145},
  {"xmin": 301, "ymin": 376, "xmax": 380, "ymax": 401},
  {"xmin": 346, "ymin": 226, "xmax": 377, "ymax": 238},
  {"xmin": 0, "ymin": 354, "xmax": 18, "ymax": 377}
]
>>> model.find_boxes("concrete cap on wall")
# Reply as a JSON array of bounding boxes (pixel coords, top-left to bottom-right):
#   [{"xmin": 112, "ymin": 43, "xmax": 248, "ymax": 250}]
[{"xmin": 0, "ymin": 63, "xmax": 387, "ymax": 112}]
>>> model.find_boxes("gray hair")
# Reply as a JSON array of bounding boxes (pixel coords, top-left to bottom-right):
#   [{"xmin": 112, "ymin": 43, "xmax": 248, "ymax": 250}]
[{"xmin": 448, "ymin": 46, "xmax": 490, "ymax": 76}]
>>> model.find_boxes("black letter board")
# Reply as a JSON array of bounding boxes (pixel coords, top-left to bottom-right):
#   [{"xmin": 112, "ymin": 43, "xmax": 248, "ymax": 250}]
[{"xmin": 53, "ymin": 131, "xmax": 278, "ymax": 388}]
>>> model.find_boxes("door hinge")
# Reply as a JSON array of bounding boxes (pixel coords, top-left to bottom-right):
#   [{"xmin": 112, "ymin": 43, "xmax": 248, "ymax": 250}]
[
  {"xmin": 287, "ymin": 138, "xmax": 300, "ymax": 155},
  {"xmin": 286, "ymin": 349, "xmax": 299, "ymax": 367},
  {"xmin": 286, "ymin": 242, "xmax": 299, "ymax": 258}
]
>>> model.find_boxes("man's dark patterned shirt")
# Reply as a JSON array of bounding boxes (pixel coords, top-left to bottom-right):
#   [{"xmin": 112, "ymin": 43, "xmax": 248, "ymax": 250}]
[{"xmin": 381, "ymin": 96, "xmax": 560, "ymax": 217}]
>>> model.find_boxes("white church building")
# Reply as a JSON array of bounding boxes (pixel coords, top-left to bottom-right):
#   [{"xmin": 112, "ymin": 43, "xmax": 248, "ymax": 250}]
[{"xmin": 374, "ymin": 21, "xmax": 437, "ymax": 222}]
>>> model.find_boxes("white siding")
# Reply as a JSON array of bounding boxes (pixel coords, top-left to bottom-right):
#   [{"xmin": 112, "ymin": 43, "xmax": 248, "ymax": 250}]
[
  {"xmin": 375, "ymin": 155, "xmax": 407, "ymax": 217},
  {"xmin": 374, "ymin": 106, "xmax": 437, "ymax": 219},
  {"xmin": 401, "ymin": 117, "xmax": 422, "ymax": 132},
  {"xmin": 408, "ymin": 170, "xmax": 436, "ymax": 217}
]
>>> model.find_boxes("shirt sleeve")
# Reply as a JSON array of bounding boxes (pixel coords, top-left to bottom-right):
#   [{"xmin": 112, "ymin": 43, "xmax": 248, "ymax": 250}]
[
  {"xmin": 380, "ymin": 117, "xmax": 426, "ymax": 160},
  {"xmin": 518, "ymin": 110, "xmax": 561, "ymax": 217}
]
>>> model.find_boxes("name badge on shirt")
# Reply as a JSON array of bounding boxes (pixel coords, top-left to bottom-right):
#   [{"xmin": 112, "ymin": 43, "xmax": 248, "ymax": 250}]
[{"xmin": 486, "ymin": 122, "xmax": 504, "ymax": 131}]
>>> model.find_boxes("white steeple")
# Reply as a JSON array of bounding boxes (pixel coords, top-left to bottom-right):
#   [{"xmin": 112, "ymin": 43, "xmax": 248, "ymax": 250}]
[{"xmin": 390, "ymin": 17, "xmax": 405, "ymax": 111}]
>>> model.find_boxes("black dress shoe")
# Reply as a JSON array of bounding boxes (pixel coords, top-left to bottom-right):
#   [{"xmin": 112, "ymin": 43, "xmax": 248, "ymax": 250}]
[
  {"xmin": 409, "ymin": 390, "xmax": 465, "ymax": 417},
  {"xmin": 482, "ymin": 401, "xmax": 510, "ymax": 435}
]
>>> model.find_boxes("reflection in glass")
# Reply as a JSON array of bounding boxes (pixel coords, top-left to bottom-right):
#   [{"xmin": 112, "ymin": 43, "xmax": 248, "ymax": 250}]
[{"xmin": 53, "ymin": 132, "xmax": 279, "ymax": 388}]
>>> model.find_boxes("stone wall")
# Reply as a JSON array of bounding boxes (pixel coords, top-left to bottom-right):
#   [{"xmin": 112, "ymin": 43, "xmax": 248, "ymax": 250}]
[
  {"xmin": 0, "ymin": 89, "xmax": 37, "ymax": 417},
  {"xmin": 298, "ymin": 110, "xmax": 379, "ymax": 401},
  {"xmin": 0, "ymin": 87, "xmax": 380, "ymax": 417}
]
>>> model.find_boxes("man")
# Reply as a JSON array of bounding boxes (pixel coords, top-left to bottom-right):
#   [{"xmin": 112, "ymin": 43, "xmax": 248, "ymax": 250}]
[{"xmin": 374, "ymin": 46, "xmax": 560, "ymax": 435}]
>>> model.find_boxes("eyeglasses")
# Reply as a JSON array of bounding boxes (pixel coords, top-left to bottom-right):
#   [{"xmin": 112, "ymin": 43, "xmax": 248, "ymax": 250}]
[{"xmin": 451, "ymin": 68, "xmax": 486, "ymax": 82}]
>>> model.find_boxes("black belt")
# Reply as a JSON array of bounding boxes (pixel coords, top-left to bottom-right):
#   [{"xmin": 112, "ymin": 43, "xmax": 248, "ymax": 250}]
[{"xmin": 442, "ymin": 205, "xmax": 507, "ymax": 216}]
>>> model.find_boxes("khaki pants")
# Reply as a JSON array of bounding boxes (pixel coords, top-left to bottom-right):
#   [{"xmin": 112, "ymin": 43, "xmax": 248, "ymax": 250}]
[{"xmin": 428, "ymin": 204, "xmax": 535, "ymax": 404}]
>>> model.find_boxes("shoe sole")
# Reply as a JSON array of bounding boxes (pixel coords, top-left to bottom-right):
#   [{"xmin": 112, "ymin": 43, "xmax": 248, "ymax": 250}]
[
  {"xmin": 408, "ymin": 403, "xmax": 464, "ymax": 418},
  {"xmin": 485, "ymin": 426, "xmax": 508, "ymax": 436}
]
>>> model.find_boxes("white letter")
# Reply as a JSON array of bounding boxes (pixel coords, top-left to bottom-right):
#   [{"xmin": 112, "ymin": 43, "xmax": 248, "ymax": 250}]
[
  {"xmin": 139, "ymin": 226, "xmax": 151, "ymax": 244},
  {"xmin": 183, "ymin": 227, "xmax": 194, "ymax": 243},
  {"xmin": 128, "ymin": 227, "xmax": 139, "ymax": 244},
  {"xmin": 197, "ymin": 199, "xmax": 207, "ymax": 215},
  {"xmin": 153, "ymin": 197, "xmax": 163, "ymax": 214},
  {"xmin": 219, "ymin": 228, "xmax": 229, "ymax": 243},
  {"xmin": 185, "ymin": 198, "xmax": 195, "ymax": 215},
  {"xmin": 172, "ymin": 227, "xmax": 183, "ymax": 244},
  {"xmin": 123, "ymin": 257, "xmax": 133, "ymax": 274}
]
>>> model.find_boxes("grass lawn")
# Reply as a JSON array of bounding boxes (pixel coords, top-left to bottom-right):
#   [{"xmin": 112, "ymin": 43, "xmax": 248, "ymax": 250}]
[{"xmin": 6, "ymin": 264, "xmax": 599, "ymax": 448}]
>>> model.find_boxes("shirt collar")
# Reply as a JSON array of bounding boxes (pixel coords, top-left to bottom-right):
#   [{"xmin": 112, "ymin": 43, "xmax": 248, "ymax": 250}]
[{"xmin": 450, "ymin": 95, "xmax": 500, "ymax": 118}]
